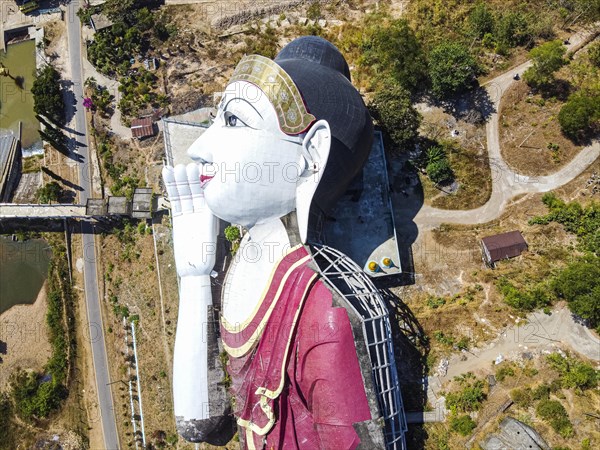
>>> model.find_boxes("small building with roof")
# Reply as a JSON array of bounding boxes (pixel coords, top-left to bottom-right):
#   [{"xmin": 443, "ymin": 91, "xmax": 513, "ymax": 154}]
[
  {"xmin": 0, "ymin": 134, "xmax": 22, "ymax": 202},
  {"xmin": 481, "ymin": 230, "xmax": 528, "ymax": 268},
  {"xmin": 86, "ymin": 198, "xmax": 107, "ymax": 216},
  {"xmin": 132, "ymin": 187, "xmax": 153, "ymax": 219},
  {"xmin": 107, "ymin": 196, "xmax": 131, "ymax": 216},
  {"xmin": 131, "ymin": 117, "xmax": 156, "ymax": 139}
]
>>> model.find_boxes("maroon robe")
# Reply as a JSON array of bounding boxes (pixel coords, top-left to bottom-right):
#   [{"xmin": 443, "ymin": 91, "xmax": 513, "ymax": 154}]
[{"xmin": 220, "ymin": 245, "xmax": 372, "ymax": 449}]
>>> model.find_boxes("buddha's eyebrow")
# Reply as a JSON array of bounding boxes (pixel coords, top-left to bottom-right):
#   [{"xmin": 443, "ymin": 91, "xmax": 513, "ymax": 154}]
[{"xmin": 223, "ymin": 97, "xmax": 263, "ymax": 120}]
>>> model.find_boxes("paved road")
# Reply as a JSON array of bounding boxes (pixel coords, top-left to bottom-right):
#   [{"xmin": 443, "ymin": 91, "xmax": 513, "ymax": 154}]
[
  {"xmin": 65, "ymin": 2, "xmax": 120, "ymax": 449},
  {"xmin": 416, "ymin": 25, "xmax": 600, "ymax": 228}
]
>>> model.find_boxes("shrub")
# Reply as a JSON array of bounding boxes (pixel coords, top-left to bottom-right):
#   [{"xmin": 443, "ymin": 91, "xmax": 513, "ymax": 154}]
[
  {"xmin": 536, "ymin": 399, "xmax": 573, "ymax": 438},
  {"xmin": 532, "ymin": 383, "xmax": 551, "ymax": 400},
  {"xmin": 510, "ymin": 388, "xmax": 532, "ymax": 407},
  {"xmin": 36, "ymin": 181, "xmax": 63, "ymax": 204},
  {"xmin": 426, "ymin": 159, "xmax": 454, "ymax": 184},
  {"xmin": 450, "ymin": 414, "xmax": 477, "ymax": 436},
  {"xmin": 546, "ymin": 353, "xmax": 599, "ymax": 391},
  {"xmin": 495, "ymin": 365, "xmax": 515, "ymax": 382},
  {"xmin": 427, "ymin": 295, "xmax": 446, "ymax": 309},
  {"xmin": 446, "ymin": 379, "xmax": 486, "ymax": 413},
  {"xmin": 496, "ymin": 278, "xmax": 550, "ymax": 311}
]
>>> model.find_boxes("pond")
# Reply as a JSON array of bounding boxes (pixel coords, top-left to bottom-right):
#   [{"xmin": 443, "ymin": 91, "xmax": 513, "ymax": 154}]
[
  {"xmin": 0, "ymin": 39, "xmax": 41, "ymax": 151},
  {"xmin": 0, "ymin": 236, "xmax": 51, "ymax": 315}
]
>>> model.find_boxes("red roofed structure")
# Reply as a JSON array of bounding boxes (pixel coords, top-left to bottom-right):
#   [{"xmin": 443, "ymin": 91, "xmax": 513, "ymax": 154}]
[
  {"xmin": 131, "ymin": 117, "xmax": 155, "ymax": 139},
  {"xmin": 481, "ymin": 230, "xmax": 528, "ymax": 267}
]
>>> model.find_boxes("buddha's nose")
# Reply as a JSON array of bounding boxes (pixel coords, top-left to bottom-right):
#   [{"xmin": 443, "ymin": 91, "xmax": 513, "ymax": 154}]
[{"xmin": 187, "ymin": 125, "xmax": 217, "ymax": 163}]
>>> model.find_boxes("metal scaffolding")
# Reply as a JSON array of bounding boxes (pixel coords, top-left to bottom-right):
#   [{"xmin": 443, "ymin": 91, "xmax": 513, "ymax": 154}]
[{"xmin": 310, "ymin": 244, "xmax": 408, "ymax": 450}]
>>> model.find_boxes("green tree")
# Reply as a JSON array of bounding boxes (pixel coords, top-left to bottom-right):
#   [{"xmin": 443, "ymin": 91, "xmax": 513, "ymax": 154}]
[
  {"xmin": 469, "ymin": 2, "xmax": 495, "ymax": 38},
  {"xmin": 361, "ymin": 19, "xmax": 427, "ymax": 92},
  {"xmin": 370, "ymin": 82, "xmax": 422, "ymax": 152},
  {"xmin": 449, "ymin": 414, "xmax": 477, "ymax": 436},
  {"xmin": 31, "ymin": 65, "xmax": 65, "ymax": 125},
  {"xmin": 37, "ymin": 181, "xmax": 63, "ymax": 204},
  {"xmin": 428, "ymin": 42, "xmax": 478, "ymax": 98},
  {"xmin": 558, "ymin": 90, "xmax": 600, "ymax": 140},
  {"xmin": 523, "ymin": 40, "xmax": 566, "ymax": 89},
  {"xmin": 495, "ymin": 12, "xmax": 531, "ymax": 49},
  {"xmin": 224, "ymin": 225, "xmax": 241, "ymax": 243},
  {"xmin": 588, "ymin": 41, "xmax": 600, "ymax": 67},
  {"xmin": 426, "ymin": 159, "xmax": 453, "ymax": 184},
  {"xmin": 552, "ymin": 259, "xmax": 600, "ymax": 329}
]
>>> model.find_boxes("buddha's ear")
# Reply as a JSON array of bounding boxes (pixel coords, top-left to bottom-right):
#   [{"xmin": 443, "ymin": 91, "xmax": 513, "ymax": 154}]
[{"xmin": 296, "ymin": 120, "xmax": 331, "ymax": 244}]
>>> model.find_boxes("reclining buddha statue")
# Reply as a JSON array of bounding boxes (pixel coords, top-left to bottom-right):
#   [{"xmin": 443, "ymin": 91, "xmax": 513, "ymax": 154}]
[{"xmin": 163, "ymin": 36, "xmax": 407, "ymax": 449}]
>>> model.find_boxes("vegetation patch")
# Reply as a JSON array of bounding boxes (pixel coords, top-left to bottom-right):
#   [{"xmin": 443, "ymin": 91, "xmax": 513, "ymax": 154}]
[{"xmin": 4, "ymin": 236, "xmax": 74, "ymax": 429}]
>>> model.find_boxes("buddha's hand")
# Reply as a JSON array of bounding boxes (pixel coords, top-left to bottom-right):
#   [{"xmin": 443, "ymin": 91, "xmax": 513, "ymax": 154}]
[{"xmin": 162, "ymin": 163, "xmax": 218, "ymax": 278}]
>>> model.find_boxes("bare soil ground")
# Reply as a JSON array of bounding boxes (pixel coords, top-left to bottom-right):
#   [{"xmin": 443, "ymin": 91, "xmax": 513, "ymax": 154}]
[
  {"xmin": 98, "ymin": 223, "xmax": 183, "ymax": 448},
  {"xmin": 395, "ymin": 157, "xmax": 599, "ymax": 370},
  {"xmin": 42, "ymin": 144, "xmax": 82, "ymax": 203},
  {"xmin": 499, "ymin": 81, "xmax": 584, "ymax": 176},
  {"xmin": 0, "ymin": 284, "xmax": 51, "ymax": 390}
]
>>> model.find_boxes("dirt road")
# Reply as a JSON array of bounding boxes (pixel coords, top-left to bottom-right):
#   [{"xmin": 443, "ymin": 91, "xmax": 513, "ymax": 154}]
[{"xmin": 416, "ymin": 25, "xmax": 600, "ymax": 229}]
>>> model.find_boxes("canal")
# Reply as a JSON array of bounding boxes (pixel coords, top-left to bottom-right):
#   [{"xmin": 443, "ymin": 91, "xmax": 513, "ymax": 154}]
[
  {"xmin": 0, "ymin": 236, "xmax": 51, "ymax": 315},
  {"xmin": 0, "ymin": 39, "xmax": 41, "ymax": 151}
]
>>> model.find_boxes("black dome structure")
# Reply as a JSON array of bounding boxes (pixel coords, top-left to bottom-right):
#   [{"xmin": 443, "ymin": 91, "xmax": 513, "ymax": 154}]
[{"xmin": 275, "ymin": 36, "xmax": 373, "ymax": 216}]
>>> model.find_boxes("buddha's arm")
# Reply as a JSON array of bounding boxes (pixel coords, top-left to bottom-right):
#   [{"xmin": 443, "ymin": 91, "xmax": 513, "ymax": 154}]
[
  {"xmin": 173, "ymin": 276, "xmax": 212, "ymax": 423},
  {"xmin": 163, "ymin": 164, "xmax": 221, "ymax": 439}
]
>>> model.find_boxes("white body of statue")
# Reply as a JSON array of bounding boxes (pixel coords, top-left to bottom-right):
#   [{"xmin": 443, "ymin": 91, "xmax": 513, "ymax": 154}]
[{"xmin": 163, "ymin": 80, "xmax": 331, "ymax": 438}]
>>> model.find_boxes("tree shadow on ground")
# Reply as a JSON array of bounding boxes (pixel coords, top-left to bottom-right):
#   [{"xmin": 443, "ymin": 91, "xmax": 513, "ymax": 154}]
[
  {"xmin": 41, "ymin": 166, "xmax": 84, "ymax": 192},
  {"xmin": 418, "ymin": 85, "xmax": 497, "ymax": 125},
  {"xmin": 61, "ymin": 79, "xmax": 77, "ymax": 126}
]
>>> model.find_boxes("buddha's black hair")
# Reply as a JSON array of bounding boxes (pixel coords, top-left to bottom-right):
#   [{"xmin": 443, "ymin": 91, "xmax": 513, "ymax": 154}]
[{"xmin": 275, "ymin": 36, "xmax": 373, "ymax": 214}]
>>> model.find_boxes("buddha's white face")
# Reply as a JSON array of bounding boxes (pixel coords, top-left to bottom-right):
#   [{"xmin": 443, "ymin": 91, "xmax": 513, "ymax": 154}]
[{"xmin": 187, "ymin": 81, "xmax": 307, "ymax": 227}]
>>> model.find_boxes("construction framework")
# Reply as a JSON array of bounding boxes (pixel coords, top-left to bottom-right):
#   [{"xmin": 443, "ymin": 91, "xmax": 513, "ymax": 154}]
[{"xmin": 310, "ymin": 244, "xmax": 408, "ymax": 450}]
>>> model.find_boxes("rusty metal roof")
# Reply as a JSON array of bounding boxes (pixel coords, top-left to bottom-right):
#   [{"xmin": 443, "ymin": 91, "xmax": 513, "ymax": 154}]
[
  {"xmin": 481, "ymin": 230, "xmax": 528, "ymax": 263},
  {"xmin": 131, "ymin": 117, "xmax": 155, "ymax": 139}
]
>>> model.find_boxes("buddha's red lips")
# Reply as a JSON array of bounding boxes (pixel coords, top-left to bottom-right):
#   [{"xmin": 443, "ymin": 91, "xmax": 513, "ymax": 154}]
[{"xmin": 200, "ymin": 174, "xmax": 214, "ymax": 183}]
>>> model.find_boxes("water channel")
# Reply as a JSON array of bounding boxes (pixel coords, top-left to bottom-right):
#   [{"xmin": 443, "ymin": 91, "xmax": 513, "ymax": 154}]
[{"xmin": 0, "ymin": 39, "xmax": 41, "ymax": 152}]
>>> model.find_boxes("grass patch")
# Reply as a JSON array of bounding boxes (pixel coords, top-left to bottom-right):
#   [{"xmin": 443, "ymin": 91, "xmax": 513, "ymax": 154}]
[{"xmin": 21, "ymin": 155, "xmax": 44, "ymax": 174}]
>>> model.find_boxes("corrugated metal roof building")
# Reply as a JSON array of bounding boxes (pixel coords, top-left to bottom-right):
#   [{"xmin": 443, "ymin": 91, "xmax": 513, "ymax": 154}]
[
  {"xmin": 481, "ymin": 230, "xmax": 528, "ymax": 267},
  {"xmin": 131, "ymin": 117, "xmax": 155, "ymax": 139}
]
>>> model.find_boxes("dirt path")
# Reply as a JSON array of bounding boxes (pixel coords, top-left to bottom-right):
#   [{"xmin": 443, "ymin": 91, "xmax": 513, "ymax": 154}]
[
  {"xmin": 425, "ymin": 305, "xmax": 600, "ymax": 416},
  {"xmin": 416, "ymin": 25, "xmax": 600, "ymax": 229},
  {"xmin": 81, "ymin": 59, "xmax": 131, "ymax": 139},
  {"xmin": 0, "ymin": 284, "xmax": 51, "ymax": 389}
]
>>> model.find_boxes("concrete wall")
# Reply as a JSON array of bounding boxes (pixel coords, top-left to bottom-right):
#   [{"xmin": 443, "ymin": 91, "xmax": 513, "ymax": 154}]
[{"xmin": 0, "ymin": 138, "xmax": 22, "ymax": 203}]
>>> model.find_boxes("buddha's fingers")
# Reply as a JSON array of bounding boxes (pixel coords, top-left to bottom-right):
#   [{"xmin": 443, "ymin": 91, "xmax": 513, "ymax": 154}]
[
  {"xmin": 174, "ymin": 164, "xmax": 194, "ymax": 214},
  {"xmin": 186, "ymin": 163, "xmax": 205, "ymax": 212},
  {"xmin": 162, "ymin": 166, "xmax": 182, "ymax": 217}
]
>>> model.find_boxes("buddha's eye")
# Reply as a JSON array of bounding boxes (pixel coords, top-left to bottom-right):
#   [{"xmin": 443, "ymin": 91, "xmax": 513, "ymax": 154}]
[{"xmin": 224, "ymin": 112, "xmax": 245, "ymax": 127}]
